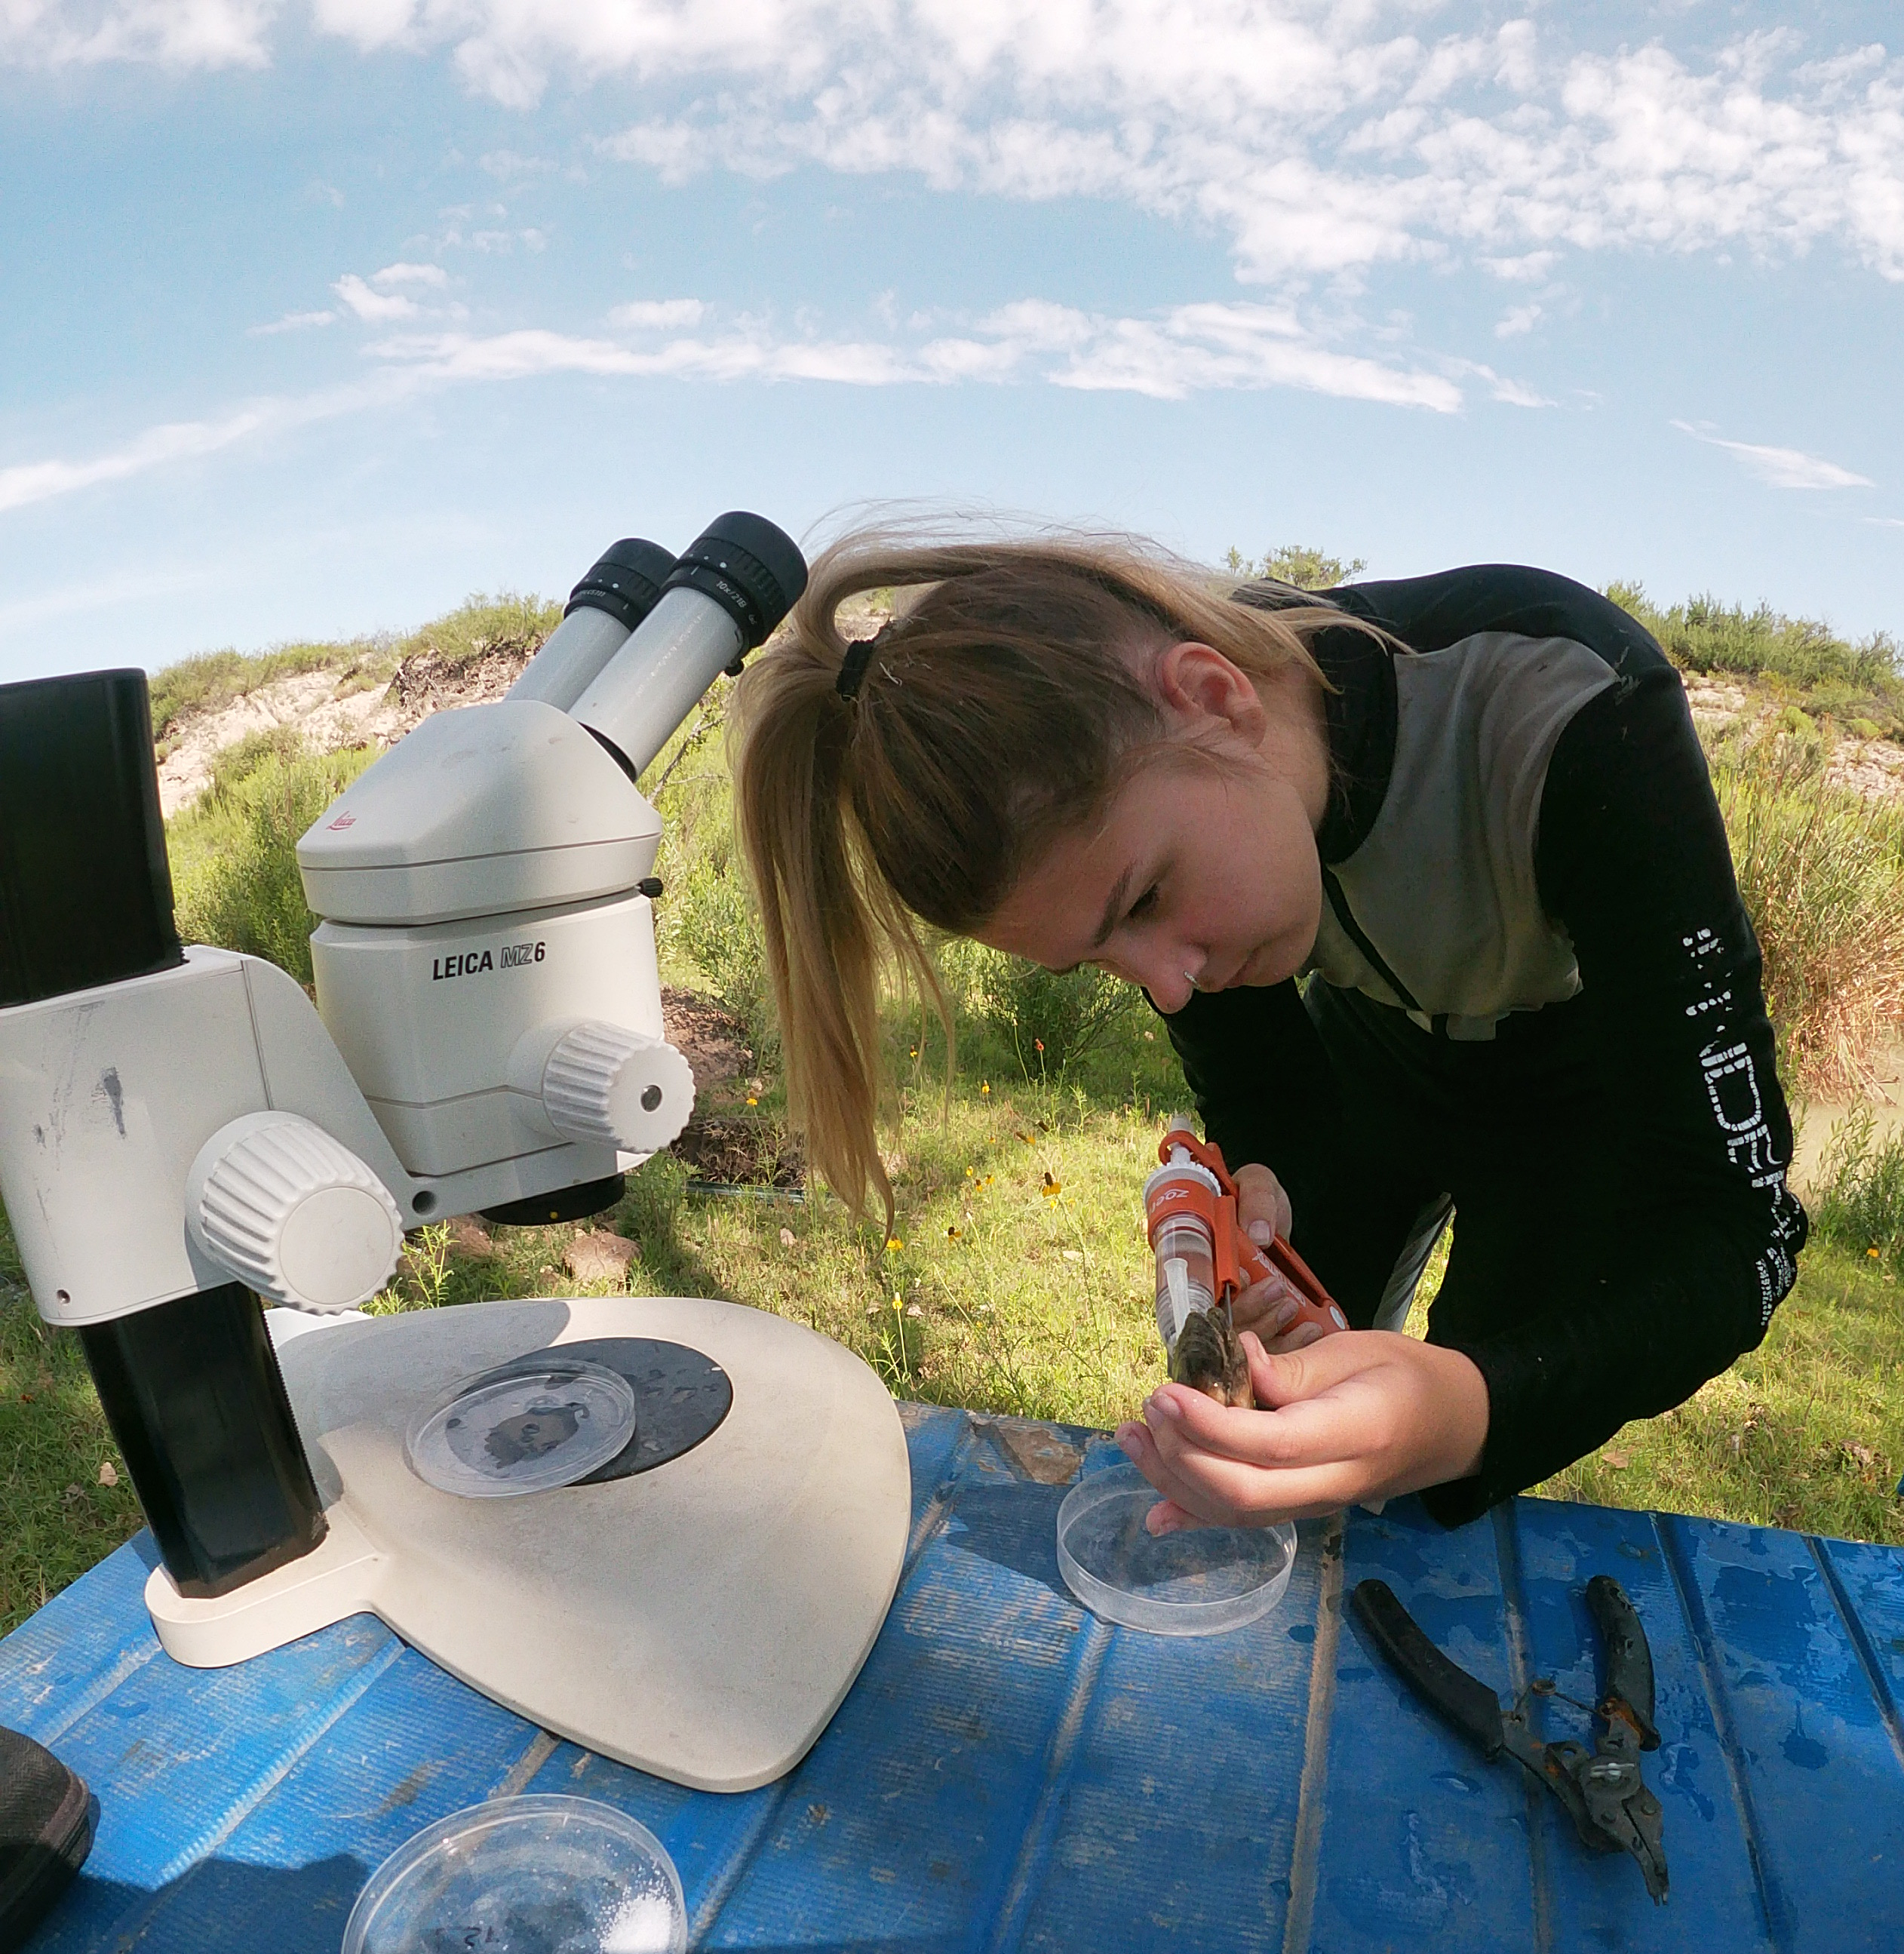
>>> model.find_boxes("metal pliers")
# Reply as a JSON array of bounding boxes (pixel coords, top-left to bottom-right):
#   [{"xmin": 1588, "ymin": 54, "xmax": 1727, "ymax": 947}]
[{"xmin": 1351, "ymin": 1573, "xmax": 1670, "ymax": 1903}]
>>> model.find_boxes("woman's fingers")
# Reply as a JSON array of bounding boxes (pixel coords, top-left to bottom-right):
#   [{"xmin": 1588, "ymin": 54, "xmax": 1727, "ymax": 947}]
[
  {"xmin": 1228, "ymin": 1270, "xmax": 1298, "ymax": 1338},
  {"xmin": 1233, "ymin": 1163, "xmax": 1293, "ymax": 1242}
]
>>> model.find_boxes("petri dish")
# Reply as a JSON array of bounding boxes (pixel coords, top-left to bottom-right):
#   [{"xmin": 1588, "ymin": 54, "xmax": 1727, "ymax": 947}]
[
  {"xmin": 1056, "ymin": 1461, "xmax": 1297, "ymax": 1636},
  {"xmin": 342, "ymin": 1793, "xmax": 687, "ymax": 1954},
  {"xmin": 406, "ymin": 1363, "xmax": 637, "ymax": 1499}
]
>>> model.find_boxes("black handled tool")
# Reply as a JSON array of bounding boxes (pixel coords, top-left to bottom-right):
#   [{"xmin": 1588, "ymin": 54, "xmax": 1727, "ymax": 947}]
[{"xmin": 1352, "ymin": 1575, "xmax": 1669, "ymax": 1903}]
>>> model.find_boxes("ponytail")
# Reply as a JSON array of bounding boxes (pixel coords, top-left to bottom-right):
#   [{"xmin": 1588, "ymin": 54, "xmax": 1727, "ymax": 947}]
[{"xmin": 731, "ymin": 522, "xmax": 1364, "ymax": 1222}]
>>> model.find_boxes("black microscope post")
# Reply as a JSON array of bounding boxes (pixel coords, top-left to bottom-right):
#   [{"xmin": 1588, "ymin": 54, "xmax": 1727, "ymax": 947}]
[{"xmin": 0, "ymin": 670, "xmax": 327, "ymax": 1598}]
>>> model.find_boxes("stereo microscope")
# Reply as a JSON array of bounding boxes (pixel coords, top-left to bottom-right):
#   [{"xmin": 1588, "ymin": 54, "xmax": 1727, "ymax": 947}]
[{"xmin": 0, "ymin": 515, "xmax": 910, "ymax": 1792}]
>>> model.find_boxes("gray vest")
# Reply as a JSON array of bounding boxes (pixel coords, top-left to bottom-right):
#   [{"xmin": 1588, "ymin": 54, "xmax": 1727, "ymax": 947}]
[{"xmin": 1306, "ymin": 633, "xmax": 1617, "ymax": 1040}]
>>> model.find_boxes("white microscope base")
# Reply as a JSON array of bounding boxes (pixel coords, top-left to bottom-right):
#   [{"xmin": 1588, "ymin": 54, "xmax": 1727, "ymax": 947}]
[{"xmin": 143, "ymin": 1295, "xmax": 911, "ymax": 1794}]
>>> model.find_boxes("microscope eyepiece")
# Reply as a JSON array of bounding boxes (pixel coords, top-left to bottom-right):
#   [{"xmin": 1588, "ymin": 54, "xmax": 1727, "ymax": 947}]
[
  {"xmin": 662, "ymin": 512, "xmax": 808, "ymax": 652},
  {"xmin": 565, "ymin": 538, "xmax": 678, "ymax": 633}
]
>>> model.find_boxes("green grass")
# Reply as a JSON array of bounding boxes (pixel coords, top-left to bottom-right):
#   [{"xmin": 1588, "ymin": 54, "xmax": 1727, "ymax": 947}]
[
  {"xmin": 0, "ymin": 1221, "xmax": 141, "ymax": 1631},
  {"xmin": 170, "ymin": 744, "xmax": 380, "ymax": 987},
  {"xmin": 1710, "ymin": 728, "xmax": 1904, "ymax": 1094}
]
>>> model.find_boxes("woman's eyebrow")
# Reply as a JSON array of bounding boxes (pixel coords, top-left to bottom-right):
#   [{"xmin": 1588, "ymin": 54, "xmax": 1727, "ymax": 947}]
[{"xmin": 1091, "ymin": 865, "xmax": 1136, "ymax": 951}]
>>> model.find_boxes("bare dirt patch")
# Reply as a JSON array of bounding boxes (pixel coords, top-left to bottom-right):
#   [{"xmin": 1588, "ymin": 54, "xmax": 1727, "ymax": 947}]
[
  {"xmin": 671, "ymin": 1117, "xmax": 804, "ymax": 1189},
  {"xmin": 661, "ymin": 986, "xmax": 754, "ymax": 1095}
]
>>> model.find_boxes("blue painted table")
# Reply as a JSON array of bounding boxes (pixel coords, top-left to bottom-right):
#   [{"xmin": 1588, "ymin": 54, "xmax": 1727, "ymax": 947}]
[{"xmin": 5, "ymin": 1403, "xmax": 1904, "ymax": 1951}]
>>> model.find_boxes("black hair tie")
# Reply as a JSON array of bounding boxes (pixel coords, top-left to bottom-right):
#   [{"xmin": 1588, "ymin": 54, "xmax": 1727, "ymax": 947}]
[{"xmin": 836, "ymin": 634, "xmax": 878, "ymax": 700}]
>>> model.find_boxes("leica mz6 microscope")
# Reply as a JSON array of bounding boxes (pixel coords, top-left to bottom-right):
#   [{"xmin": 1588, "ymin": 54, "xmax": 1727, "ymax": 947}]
[{"xmin": 0, "ymin": 515, "xmax": 911, "ymax": 1792}]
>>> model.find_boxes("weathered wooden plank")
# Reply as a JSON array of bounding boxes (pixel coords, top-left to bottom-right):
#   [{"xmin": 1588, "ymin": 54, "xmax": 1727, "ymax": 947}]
[
  {"xmin": 0, "ymin": 1535, "xmax": 160, "ymax": 1747},
  {"xmin": 30, "ymin": 1615, "xmax": 399, "ymax": 1911},
  {"xmin": 1306, "ymin": 1495, "xmax": 1540, "ymax": 1952},
  {"xmin": 1507, "ymin": 1496, "xmax": 1773, "ymax": 1950},
  {"xmin": 1007, "ymin": 1481, "xmax": 1329, "ymax": 1953},
  {"xmin": 38, "ymin": 1648, "xmax": 546, "ymax": 1954},
  {"xmin": 1663, "ymin": 1513, "xmax": 1904, "ymax": 1952},
  {"xmin": 693, "ymin": 1442, "xmax": 1101, "ymax": 1949}
]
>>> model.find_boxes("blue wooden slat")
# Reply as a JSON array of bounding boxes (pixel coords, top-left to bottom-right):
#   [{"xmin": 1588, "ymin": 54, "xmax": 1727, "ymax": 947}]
[
  {"xmin": 1816, "ymin": 1538, "xmax": 1904, "ymax": 1759},
  {"xmin": 32, "ymin": 1612, "xmax": 400, "ymax": 1901},
  {"xmin": 1507, "ymin": 1496, "xmax": 1773, "ymax": 1950},
  {"xmin": 1307, "ymin": 1496, "xmax": 1540, "ymax": 1952},
  {"xmin": 35, "ymin": 1647, "xmax": 546, "ymax": 1954},
  {"xmin": 1663, "ymin": 1513, "xmax": 1904, "ymax": 1952},
  {"xmin": 687, "ymin": 1436, "xmax": 1100, "ymax": 1949},
  {"xmin": 0, "ymin": 1534, "xmax": 161, "ymax": 1747},
  {"xmin": 1006, "ymin": 1522, "xmax": 1328, "ymax": 1954}
]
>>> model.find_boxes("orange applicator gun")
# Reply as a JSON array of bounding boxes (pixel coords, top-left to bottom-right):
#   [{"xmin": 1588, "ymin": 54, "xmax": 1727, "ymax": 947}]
[{"xmin": 1142, "ymin": 1119, "xmax": 1348, "ymax": 1353}]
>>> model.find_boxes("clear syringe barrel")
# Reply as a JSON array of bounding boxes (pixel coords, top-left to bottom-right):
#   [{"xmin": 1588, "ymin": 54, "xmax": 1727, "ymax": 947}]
[
  {"xmin": 507, "ymin": 537, "xmax": 676, "ymax": 713},
  {"xmin": 570, "ymin": 512, "xmax": 806, "ymax": 779},
  {"xmin": 1144, "ymin": 1144, "xmax": 1224, "ymax": 1347},
  {"xmin": 1153, "ymin": 1214, "xmax": 1217, "ymax": 1346}
]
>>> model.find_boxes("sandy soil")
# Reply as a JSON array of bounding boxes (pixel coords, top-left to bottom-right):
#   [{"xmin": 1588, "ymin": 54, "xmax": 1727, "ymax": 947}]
[{"xmin": 157, "ymin": 644, "xmax": 538, "ymax": 817}]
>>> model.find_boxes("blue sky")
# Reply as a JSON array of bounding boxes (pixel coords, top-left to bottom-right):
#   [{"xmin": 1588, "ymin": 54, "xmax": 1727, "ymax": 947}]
[{"xmin": 2, "ymin": 2, "xmax": 1899, "ymax": 685}]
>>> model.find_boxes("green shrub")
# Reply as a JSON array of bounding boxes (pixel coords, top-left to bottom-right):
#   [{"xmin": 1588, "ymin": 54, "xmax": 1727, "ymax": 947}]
[
  {"xmin": 1606, "ymin": 582, "xmax": 1903, "ymax": 729},
  {"xmin": 1224, "ymin": 543, "xmax": 1367, "ymax": 589},
  {"xmin": 1711, "ymin": 728, "xmax": 1904, "ymax": 1093},
  {"xmin": 173, "ymin": 746, "xmax": 378, "ymax": 986},
  {"xmin": 393, "ymin": 591, "xmax": 561, "ymax": 669},
  {"xmin": 941, "ymin": 941, "xmax": 1135, "ymax": 1077},
  {"xmin": 1810, "ymin": 1109, "xmax": 1904, "ymax": 1270},
  {"xmin": 207, "ymin": 726, "xmax": 306, "ymax": 801},
  {"xmin": 666, "ymin": 850, "xmax": 767, "ymax": 1031}
]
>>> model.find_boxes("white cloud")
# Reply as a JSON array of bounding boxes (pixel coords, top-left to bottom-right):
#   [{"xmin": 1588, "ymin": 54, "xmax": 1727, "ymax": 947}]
[
  {"xmin": 9, "ymin": 10, "xmax": 1902, "ymax": 288},
  {"xmin": 1495, "ymin": 303, "xmax": 1541, "ymax": 338},
  {"xmin": 1673, "ymin": 419, "xmax": 1875, "ymax": 490},
  {"xmin": 0, "ymin": 0, "xmax": 276, "ymax": 69},
  {"xmin": 332, "ymin": 272, "xmax": 419, "ymax": 321},
  {"xmin": 1863, "ymin": 516, "xmax": 1904, "ymax": 530},
  {"xmin": 609, "ymin": 298, "xmax": 706, "ymax": 330},
  {"xmin": 370, "ymin": 260, "xmax": 448, "ymax": 287},
  {"xmin": 1482, "ymin": 250, "xmax": 1561, "ymax": 284},
  {"xmin": 249, "ymin": 308, "xmax": 337, "ymax": 335},
  {"xmin": 1445, "ymin": 357, "xmax": 1553, "ymax": 408},
  {"xmin": 0, "ymin": 286, "xmax": 1474, "ymax": 525},
  {"xmin": 370, "ymin": 295, "xmax": 1463, "ymax": 410},
  {"xmin": 0, "ymin": 375, "xmax": 413, "ymax": 515}
]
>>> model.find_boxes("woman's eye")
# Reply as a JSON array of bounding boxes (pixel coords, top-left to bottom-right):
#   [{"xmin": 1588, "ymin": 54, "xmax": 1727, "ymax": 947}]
[{"xmin": 1127, "ymin": 884, "xmax": 1160, "ymax": 922}]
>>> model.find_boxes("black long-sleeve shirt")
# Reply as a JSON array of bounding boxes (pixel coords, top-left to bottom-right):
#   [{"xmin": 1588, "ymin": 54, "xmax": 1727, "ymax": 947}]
[{"xmin": 1163, "ymin": 567, "xmax": 1805, "ymax": 1522}]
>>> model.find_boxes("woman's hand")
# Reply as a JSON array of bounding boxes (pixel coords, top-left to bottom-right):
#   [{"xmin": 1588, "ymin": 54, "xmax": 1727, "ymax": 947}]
[
  {"xmin": 1229, "ymin": 1163, "xmax": 1328, "ymax": 1350},
  {"xmin": 1115, "ymin": 1329, "xmax": 1489, "ymax": 1532}
]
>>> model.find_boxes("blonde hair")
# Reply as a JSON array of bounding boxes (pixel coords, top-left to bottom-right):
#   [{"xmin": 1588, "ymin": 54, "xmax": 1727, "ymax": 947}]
[{"xmin": 732, "ymin": 524, "xmax": 1360, "ymax": 1224}]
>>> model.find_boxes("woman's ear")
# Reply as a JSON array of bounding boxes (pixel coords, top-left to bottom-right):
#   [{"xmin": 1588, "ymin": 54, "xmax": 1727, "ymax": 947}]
[{"xmin": 1155, "ymin": 641, "xmax": 1269, "ymax": 748}]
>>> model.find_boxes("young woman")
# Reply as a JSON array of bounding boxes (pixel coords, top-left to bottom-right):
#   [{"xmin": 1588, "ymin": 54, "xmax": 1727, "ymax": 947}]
[{"xmin": 732, "ymin": 530, "xmax": 1807, "ymax": 1532}]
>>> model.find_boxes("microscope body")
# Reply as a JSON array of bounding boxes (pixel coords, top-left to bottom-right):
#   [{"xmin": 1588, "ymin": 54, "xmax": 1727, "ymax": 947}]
[{"xmin": 0, "ymin": 514, "xmax": 806, "ymax": 1605}]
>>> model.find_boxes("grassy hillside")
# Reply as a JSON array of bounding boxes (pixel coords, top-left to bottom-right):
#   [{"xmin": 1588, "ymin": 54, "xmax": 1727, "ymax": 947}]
[{"xmin": 5, "ymin": 559, "xmax": 1904, "ymax": 1633}]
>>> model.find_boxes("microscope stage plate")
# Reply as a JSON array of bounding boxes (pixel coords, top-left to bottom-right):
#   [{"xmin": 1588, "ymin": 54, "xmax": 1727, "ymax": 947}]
[{"xmin": 143, "ymin": 1295, "xmax": 911, "ymax": 1794}]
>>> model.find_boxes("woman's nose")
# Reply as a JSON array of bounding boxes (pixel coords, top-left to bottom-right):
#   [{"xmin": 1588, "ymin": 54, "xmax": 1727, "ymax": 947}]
[{"xmin": 1110, "ymin": 947, "xmax": 1197, "ymax": 1014}]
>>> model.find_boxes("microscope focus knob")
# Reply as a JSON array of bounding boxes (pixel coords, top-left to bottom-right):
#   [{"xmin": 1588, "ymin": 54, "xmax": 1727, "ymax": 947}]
[
  {"xmin": 541, "ymin": 1022, "xmax": 696, "ymax": 1154},
  {"xmin": 186, "ymin": 1113, "xmax": 406, "ymax": 1313}
]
